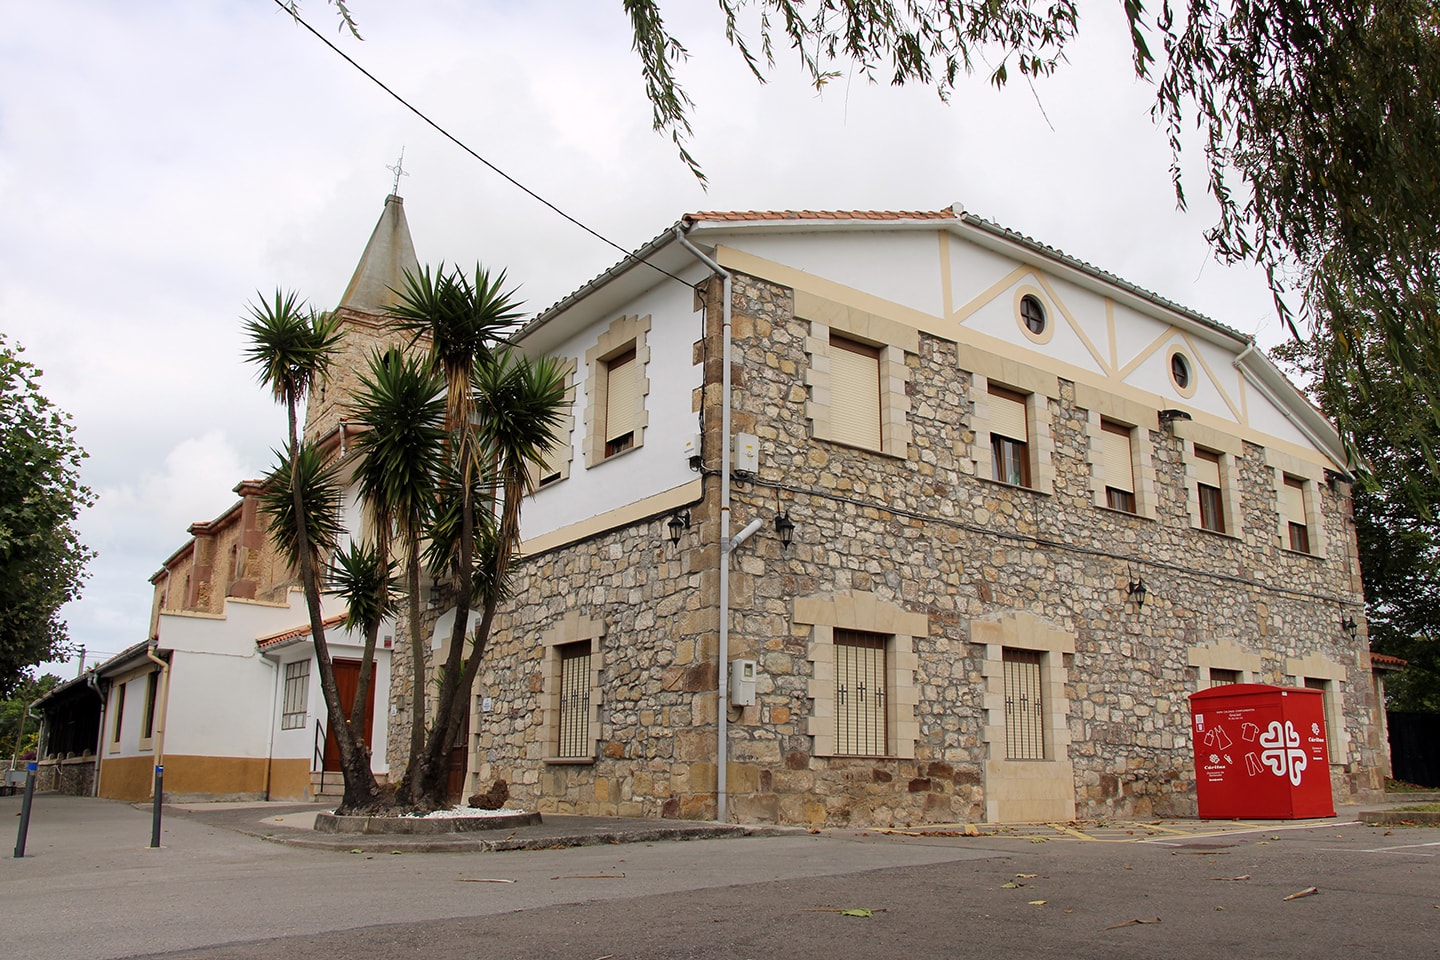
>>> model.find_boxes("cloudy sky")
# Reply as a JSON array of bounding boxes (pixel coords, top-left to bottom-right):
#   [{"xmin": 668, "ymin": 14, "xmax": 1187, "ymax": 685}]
[{"xmin": 2, "ymin": 1, "xmax": 1283, "ymax": 676}]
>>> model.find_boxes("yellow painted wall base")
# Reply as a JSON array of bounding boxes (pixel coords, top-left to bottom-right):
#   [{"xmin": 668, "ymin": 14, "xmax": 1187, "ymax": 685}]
[
  {"xmin": 99, "ymin": 754, "xmax": 274, "ymax": 802},
  {"xmin": 266, "ymin": 758, "xmax": 312, "ymax": 801}
]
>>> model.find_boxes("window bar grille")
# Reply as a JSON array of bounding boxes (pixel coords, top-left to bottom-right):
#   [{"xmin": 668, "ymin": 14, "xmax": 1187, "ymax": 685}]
[
  {"xmin": 557, "ymin": 645, "xmax": 592, "ymax": 757},
  {"xmin": 1003, "ymin": 649, "xmax": 1045, "ymax": 760},
  {"xmin": 835, "ymin": 630, "xmax": 886, "ymax": 756}
]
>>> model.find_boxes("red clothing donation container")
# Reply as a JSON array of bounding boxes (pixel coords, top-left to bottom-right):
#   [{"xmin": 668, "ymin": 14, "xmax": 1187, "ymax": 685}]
[{"xmin": 1188, "ymin": 683, "xmax": 1335, "ymax": 819}]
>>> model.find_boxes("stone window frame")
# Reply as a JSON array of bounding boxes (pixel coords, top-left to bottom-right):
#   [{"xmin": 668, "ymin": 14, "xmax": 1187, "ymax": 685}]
[
  {"xmin": 798, "ymin": 591, "xmax": 923, "ymax": 760},
  {"xmin": 1265, "ymin": 450, "xmax": 1327, "ymax": 558},
  {"xmin": 1286, "ymin": 652, "xmax": 1348, "ymax": 764},
  {"xmin": 1170, "ymin": 419, "xmax": 1245, "ymax": 538},
  {"xmin": 1186, "ymin": 639, "xmax": 1262, "ymax": 694},
  {"xmin": 530, "ymin": 357, "xmax": 578, "ymax": 489},
  {"xmin": 798, "ymin": 290, "xmax": 915, "ymax": 459},
  {"xmin": 1074, "ymin": 387, "xmax": 1160, "ymax": 521},
  {"xmin": 974, "ymin": 614, "xmax": 1074, "ymax": 767},
  {"xmin": 969, "ymin": 365, "xmax": 1058, "ymax": 496},
  {"xmin": 583, "ymin": 314, "xmax": 651, "ymax": 467},
  {"xmin": 540, "ymin": 612, "xmax": 605, "ymax": 764}
]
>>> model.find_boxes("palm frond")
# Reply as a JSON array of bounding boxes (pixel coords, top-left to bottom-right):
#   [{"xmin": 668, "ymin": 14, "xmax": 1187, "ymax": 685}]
[
  {"xmin": 259, "ymin": 441, "xmax": 345, "ymax": 569},
  {"xmin": 329, "ymin": 540, "xmax": 401, "ymax": 637},
  {"xmin": 242, "ymin": 289, "xmax": 343, "ymax": 408},
  {"xmin": 471, "ymin": 350, "xmax": 568, "ymax": 498}
]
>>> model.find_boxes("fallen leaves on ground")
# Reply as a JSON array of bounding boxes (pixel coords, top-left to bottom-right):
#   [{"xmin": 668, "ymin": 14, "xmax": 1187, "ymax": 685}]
[
  {"xmin": 1282, "ymin": 887, "xmax": 1319, "ymax": 901},
  {"xmin": 1104, "ymin": 918, "xmax": 1162, "ymax": 930},
  {"xmin": 1208, "ymin": 875, "xmax": 1251, "ymax": 881},
  {"xmin": 458, "ymin": 878, "xmax": 517, "ymax": 883},
  {"xmin": 551, "ymin": 873, "xmax": 626, "ymax": 879},
  {"xmin": 1028, "ymin": 900, "xmax": 1047, "ymax": 906}
]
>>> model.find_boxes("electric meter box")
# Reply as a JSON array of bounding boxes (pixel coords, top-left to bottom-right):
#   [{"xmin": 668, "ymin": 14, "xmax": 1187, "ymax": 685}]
[
  {"xmin": 730, "ymin": 659, "xmax": 757, "ymax": 706},
  {"xmin": 734, "ymin": 433, "xmax": 760, "ymax": 474}
]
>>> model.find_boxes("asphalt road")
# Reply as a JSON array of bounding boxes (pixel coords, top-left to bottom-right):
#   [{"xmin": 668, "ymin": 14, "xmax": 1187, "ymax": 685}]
[{"xmin": 4, "ymin": 794, "xmax": 1437, "ymax": 959}]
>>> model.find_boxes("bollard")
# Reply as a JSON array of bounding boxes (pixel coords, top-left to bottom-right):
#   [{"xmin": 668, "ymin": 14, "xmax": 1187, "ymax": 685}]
[
  {"xmin": 13, "ymin": 762, "xmax": 38, "ymax": 858},
  {"xmin": 149, "ymin": 764, "xmax": 163, "ymax": 848}
]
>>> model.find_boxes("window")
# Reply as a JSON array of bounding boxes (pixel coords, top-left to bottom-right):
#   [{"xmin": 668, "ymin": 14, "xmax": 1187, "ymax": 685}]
[
  {"xmin": 1171, "ymin": 352, "xmax": 1190, "ymax": 389},
  {"xmin": 541, "ymin": 613, "xmax": 605, "ymax": 764},
  {"xmin": 834, "ymin": 630, "xmax": 887, "ymax": 756},
  {"xmin": 1283, "ymin": 475, "xmax": 1311, "ymax": 553},
  {"xmin": 1020, "ymin": 294, "xmax": 1046, "ymax": 336},
  {"xmin": 141, "ymin": 672, "xmax": 158, "ymax": 741},
  {"xmin": 1209, "ymin": 667, "xmax": 1241, "ymax": 687},
  {"xmin": 583, "ymin": 315, "xmax": 650, "ymax": 467},
  {"xmin": 989, "ymin": 386, "xmax": 1031, "ymax": 487},
  {"xmin": 1003, "ymin": 649, "xmax": 1045, "ymax": 760},
  {"xmin": 281, "ymin": 660, "xmax": 309, "ymax": 730},
  {"xmin": 112, "ymin": 682, "xmax": 126, "ymax": 745},
  {"xmin": 828, "ymin": 335, "xmax": 882, "ymax": 450},
  {"xmin": 556, "ymin": 642, "xmax": 593, "ymax": 758},
  {"xmin": 1195, "ymin": 448, "xmax": 1225, "ymax": 533},
  {"xmin": 529, "ymin": 358, "xmax": 576, "ymax": 489},
  {"xmin": 602, "ymin": 347, "xmax": 638, "ymax": 457},
  {"xmin": 1100, "ymin": 420, "xmax": 1136, "ymax": 513}
]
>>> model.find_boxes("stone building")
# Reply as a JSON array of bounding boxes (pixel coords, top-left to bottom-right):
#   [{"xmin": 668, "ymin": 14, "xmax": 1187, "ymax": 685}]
[{"xmin": 444, "ymin": 205, "xmax": 1385, "ymax": 826}]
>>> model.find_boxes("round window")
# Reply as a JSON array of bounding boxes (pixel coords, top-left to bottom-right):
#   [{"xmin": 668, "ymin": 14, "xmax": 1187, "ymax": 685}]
[
  {"xmin": 1020, "ymin": 294, "xmax": 1046, "ymax": 336},
  {"xmin": 1171, "ymin": 352, "xmax": 1191, "ymax": 390}
]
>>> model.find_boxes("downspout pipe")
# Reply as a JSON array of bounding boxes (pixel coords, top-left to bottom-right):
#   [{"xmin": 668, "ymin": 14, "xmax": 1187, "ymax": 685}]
[
  {"xmin": 672, "ymin": 225, "xmax": 734, "ymax": 823},
  {"xmin": 145, "ymin": 644, "xmax": 171, "ymax": 794},
  {"xmin": 86, "ymin": 670, "xmax": 105, "ymax": 797}
]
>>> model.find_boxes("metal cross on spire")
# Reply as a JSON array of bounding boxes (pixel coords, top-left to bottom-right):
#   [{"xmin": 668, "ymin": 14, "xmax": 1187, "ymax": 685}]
[{"xmin": 387, "ymin": 147, "xmax": 409, "ymax": 196}]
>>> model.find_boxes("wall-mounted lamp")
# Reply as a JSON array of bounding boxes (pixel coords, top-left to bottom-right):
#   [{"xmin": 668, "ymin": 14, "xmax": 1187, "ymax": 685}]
[
  {"xmin": 1341, "ymin": 615, "xmax": 1358, "ymax": 639},
  {"xmin": 774, "ymin": 512, "xmax": 795, "ymax": 551},
  {"xmin": 428, "ymin": 584, "xmax": 443, "ymax": 607},
  {"xmin": 1127, "ymin": 572, "xmax": 1148, "ymax": 609},
  {"xmin": 666, "ymin": 510, "xmax": 691, "ymax": 547}
]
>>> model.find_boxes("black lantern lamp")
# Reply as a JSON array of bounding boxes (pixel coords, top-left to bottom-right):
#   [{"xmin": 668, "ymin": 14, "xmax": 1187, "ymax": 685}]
[
  {"xmin": 666, "ymin": 510, "xmax": 691, "ymax": 546},
  {"xmin": 774, "ymin": 512, "xmax": 795, "ymax": 551},
  {"xmin": 1127, "ymin": 573, "xmax": 1148, "ymax": 609}
]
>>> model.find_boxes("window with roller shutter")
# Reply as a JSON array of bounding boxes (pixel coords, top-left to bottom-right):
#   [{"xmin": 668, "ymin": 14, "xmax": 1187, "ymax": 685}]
[
  {"xmin": 828, "ymin": 335, "xmax": 882, "ymax": 451},
  {"xmin": 988, "ymin": 385, "xmax": 1031, "ymax": 488},
  {"xmin": 1100, "ymin": 420, "xmax": 1136, "ymax": 513}
]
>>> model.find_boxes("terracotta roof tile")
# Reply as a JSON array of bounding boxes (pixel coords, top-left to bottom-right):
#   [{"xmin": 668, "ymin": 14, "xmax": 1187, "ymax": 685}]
[
  {"xmin": 685, "ymin": 208, "xmax": 958, "ymax": 223},
  {"xmin": 1370, "ymin": 652, "xmax": 1408, "ymax": 670},
  {"xmin": 257, "ymin": 614, "xmax": 346, "ymax": 650}
]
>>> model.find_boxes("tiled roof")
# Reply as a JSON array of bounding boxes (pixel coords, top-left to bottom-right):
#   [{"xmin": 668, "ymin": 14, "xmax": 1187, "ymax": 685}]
[
  {"xmin": 257, "ymin": 614, "xmax": 346, "ymax": 650},
  {"xmin": 684, "ymin": 209, "xmax": 958, "ymax": 223},
  {"xmin": 1370, "ymin": 652, "xmax": 1408, "ymax": 670}
]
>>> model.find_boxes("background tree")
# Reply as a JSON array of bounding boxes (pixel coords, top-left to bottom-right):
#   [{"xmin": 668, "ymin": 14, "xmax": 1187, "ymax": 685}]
[
  {"xmin": 2, "ymin": 673, "xmax": 59, "ymax": 764},
  {"xmin": 244, "ymin": 291, "xmax": 384, "ymax": 811},
  {"xmin": 1275, "ymin": 327, "xmax": 1440, "ymax": 710},
  {"xmin": 0, "ymin": 336, "xmax": 93, "ymax": 696}
]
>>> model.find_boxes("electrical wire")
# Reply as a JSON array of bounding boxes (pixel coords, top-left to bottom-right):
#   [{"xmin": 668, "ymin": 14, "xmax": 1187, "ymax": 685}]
[{"xmin": 274, "ymin": 0, "xmax": 691, "ymax": 288}]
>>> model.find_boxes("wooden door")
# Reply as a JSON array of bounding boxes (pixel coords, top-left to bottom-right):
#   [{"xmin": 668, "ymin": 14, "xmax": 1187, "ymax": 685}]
[
  {"xmin": 447, "ymin": 701, "xmax": 470, "ymax": 802},
  {"xmin": 323, "ymin": 658, "xmax": 376, "ymax": 772}
]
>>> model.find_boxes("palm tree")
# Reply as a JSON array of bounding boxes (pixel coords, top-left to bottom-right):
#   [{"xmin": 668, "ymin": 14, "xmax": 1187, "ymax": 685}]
[
  {"xmin": 387, "ymin": 264, "xmax": 566, "ymax": 808},
  {"xmin": 244, "ymin": 291, "xmax": 383, "ymax": 810},
  {"xmin": 347, "ymin": 347, "xmax": 446, "ymax": 780}
]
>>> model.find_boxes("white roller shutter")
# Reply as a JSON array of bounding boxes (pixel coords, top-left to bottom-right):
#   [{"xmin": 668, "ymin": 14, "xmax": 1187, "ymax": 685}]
[{"xmin": 829, "ymin": 337, "xmax": 882, "ymax": 450}]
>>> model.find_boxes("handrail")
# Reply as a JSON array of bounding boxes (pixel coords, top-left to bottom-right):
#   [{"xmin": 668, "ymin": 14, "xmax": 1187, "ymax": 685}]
[{"xmin": 312, "ymin": 717, "xmax": 330, "ymax": 798}]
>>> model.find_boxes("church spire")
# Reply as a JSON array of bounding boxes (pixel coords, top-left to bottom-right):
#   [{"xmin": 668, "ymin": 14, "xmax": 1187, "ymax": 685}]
[{"xmin": 336, "ymin": 193, "xmax": 420, "ymax": 315}]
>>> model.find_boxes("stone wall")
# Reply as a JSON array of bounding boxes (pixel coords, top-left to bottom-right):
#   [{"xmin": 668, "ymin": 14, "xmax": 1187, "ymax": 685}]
[{"xmin": 398, "ymin": 269, "xmax": 1379, "ymax": 826}]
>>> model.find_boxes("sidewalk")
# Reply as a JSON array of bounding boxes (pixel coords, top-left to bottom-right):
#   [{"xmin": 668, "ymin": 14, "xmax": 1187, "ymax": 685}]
[{"xmin": 166, "ymin": 800, "xmax": 790, "ymax": 853}]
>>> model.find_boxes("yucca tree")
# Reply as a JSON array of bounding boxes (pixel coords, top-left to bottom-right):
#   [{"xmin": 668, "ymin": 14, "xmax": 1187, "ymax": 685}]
[
  {"xmin": 245, "ymin": 291, "xmax": 383, "ymax": 810},
  {"xmin": 328, "ymin": 540, "xmax": 399, "ymax": 746},
  {"xmin": 347, "ymin": 347, "xmax": 447, "ymax": 777},
  {"xmin": 387, "ymin": 264, "xmax": 569, "ymax": 808}
]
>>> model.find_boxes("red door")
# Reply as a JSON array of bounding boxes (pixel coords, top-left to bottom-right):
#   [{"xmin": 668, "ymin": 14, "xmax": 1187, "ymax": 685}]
[
  {"xmin": 323, "ymin": 659, "xmax": 376, "ymax": 772},
  {"xmin": 446, "ymin": 701, "xmax": 470, "ymax": 802}
]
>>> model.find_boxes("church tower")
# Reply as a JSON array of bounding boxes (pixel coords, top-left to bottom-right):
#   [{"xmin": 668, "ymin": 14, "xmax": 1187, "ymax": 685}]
[{"xmin": 304, "ymin": 193, "xmax": 421, "ymax": 444}]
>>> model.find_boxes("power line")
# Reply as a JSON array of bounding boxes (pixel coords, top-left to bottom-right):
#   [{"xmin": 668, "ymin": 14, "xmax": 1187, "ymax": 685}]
[{"xmin": 274, "ymin": 1, "xmax": 691, "ymax": 288}]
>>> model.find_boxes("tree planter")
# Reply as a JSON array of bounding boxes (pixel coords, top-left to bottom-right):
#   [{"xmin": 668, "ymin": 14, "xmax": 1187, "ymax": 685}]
[{"xmin": 314, "ymin": 811, "xmax": 542, "ymax": 835}]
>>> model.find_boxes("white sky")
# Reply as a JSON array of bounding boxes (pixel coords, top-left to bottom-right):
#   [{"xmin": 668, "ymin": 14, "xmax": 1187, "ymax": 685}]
[{"xmin": 2, "ymin": 1, "xmax": 1284, "ymax": 677}]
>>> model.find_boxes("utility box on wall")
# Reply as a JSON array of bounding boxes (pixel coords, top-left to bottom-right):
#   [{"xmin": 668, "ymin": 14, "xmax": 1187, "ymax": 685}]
[
  {"xmin": 730, "ymin": 659, "xmax": 757, "ymax": 707},
  {"xmin": 1188, "ymin": 683, "xmax": 1335, "ymax": 819}
]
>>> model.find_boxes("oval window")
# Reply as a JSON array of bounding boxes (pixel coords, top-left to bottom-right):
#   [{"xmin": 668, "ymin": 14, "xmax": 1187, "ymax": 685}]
[
  {"xmin": 1171, "ymin": 352, "xmax": 1191, "ymax": 390},
  {"xmin": 1020, "ymin": 294, "xmax": 1046, "ymax": 336}
]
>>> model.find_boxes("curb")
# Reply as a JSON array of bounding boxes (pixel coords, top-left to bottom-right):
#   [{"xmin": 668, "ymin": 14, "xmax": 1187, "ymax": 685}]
[
  {"xmin": 262, "ymin": 822, "xmax": 781, "ymax": 854},
  {"xmin": 1359, "ymin": 808, "xmax": 1440, "ymax": 826}
]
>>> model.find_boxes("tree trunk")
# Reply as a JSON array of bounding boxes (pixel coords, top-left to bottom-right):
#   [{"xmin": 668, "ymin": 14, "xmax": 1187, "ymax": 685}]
[{"xmin": 285, "ymin": 402, "xmax": 380, "ymax": 813}]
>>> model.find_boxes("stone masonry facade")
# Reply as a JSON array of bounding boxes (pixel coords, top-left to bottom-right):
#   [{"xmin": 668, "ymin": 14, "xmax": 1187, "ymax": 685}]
[{"xmin": 399, "ymin": 269, "xmax": 1380, "ymax": 827}]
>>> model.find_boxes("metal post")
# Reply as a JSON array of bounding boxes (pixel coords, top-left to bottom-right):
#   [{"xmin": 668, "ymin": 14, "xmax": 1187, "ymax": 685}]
[
  {"xmin": 149, "ymin": 764, "xmax": 163, "ymax": 848},
  {"xmin": 13, "ymin": 761, "xmax": 37, "ymax": 858}
]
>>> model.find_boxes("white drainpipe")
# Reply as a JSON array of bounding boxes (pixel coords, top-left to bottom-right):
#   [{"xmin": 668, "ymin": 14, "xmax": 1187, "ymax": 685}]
[{"xmin": 673, "ymin": 226, "xmax": 734, "ymax": 823}]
